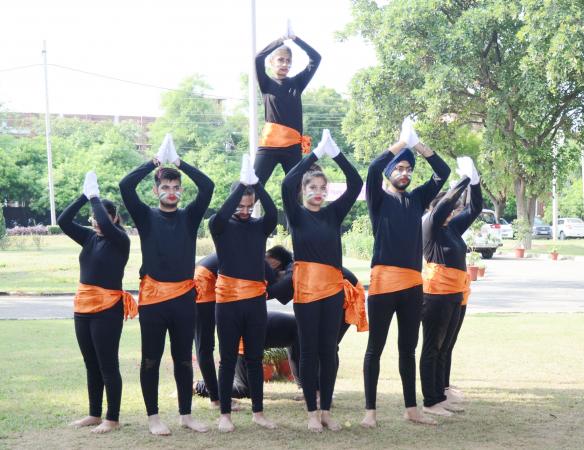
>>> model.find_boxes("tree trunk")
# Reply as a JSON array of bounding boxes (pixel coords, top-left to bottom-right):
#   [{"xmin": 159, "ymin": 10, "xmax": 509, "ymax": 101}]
[{"xmin": 514, "ymin": 176, "xmax": 536, "ymax": 249}]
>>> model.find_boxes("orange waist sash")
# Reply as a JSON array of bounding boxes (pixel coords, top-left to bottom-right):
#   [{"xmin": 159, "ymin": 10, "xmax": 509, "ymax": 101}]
[
  {"xmin": 368, "ymin": 265, "xmax": 423, "ymax": 296},
  {"xmin": 259, "ymin": 122, "xmax": 312, "ymax": 154},
  {"xmin": 139, "ymin": 275, "xmax": 196, "ymax": 306},
  {"xmin": 215, "ymin": 274, "xmax": 267, "ymax": 304},
  {"xmin": 423, "ymin": 262, "xmax": 471, "ymax": 305},
  {"xmin": 194, "ymin": 266, "xmax": 217, "ymax": 303},
  {"xmin": 293, "ymin": 261, "xmax": 343, "ymax": 304},
  {"xmin": 74, "ymin": 283, "xmax": 138, "ymax": 320},
  {"xmin": 343, "ymin": 280, "xmax": 368, "ymax": 332}
]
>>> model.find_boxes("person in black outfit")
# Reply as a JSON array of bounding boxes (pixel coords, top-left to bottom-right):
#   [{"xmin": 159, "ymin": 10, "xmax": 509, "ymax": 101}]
[
  {"xmin": 421, "ymin": 157, "xmax": 482, "ymax": 416},
  {"xmin": 282, "ymin": 130, "xmax": 362, "ymax": 432},
  {"xmin": 361, "ymin": 119, "xmax": 451, "ymax": 428},
  {"xmin": 58, "ymin": 171, "xmax": 131, "ymax": 434},
  {"xmin": 119, "ymin": 136, "xmax": 213, "ymax": 435},
  {"xmin": 209, "ymin": 155, "xmax": 278, "ymax": 432},
  {"xmin": 254, "ymin": 33, "xmax": 321, "ymax": 185}
]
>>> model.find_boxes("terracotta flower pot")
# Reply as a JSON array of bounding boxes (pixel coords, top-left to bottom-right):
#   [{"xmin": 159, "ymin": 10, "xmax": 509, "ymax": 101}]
[
  {"xmin": 514, "ymin": 248, "xmax": 525, "ymax": 258},
  {"xmin": 478, "ymin": 267, "xmax": 486, "ymax": 277},
  {"xmin": 277, "ymin": 359, "xmax": 292, "ymax": 379},
  {"xmin": 467, "ymin": 266, "xmax": 479, "ymax": 281},
  {"xmin": 263, "ymin": 363, "xmax": 274, "ymax": 382},
  {"xmin": 550, "ymin": 251, "xmax": 559, "ymax": 261}
]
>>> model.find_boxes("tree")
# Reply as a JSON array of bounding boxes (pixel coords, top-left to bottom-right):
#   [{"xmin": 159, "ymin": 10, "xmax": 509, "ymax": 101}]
[{"xmin": 343, "ymin": 0, "xmax": 584, "ymax": 248}]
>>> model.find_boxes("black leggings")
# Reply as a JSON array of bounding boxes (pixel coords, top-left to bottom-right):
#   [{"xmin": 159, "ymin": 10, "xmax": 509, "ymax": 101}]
[
  {"xmin": 445, "ymin": 304, "xmax": 467, "ymax": 388},
  {"xmin": 294, "ymin": 291, "xmax": 344, "ymax": 412},
  {"xmin": 253, "ymin": 148, "xmax": 302, "ymax": 185},
  {"xmin": 363, "ymin": 285, "xmax": 423, "ymax": 409},
  {"xmin": 216, "ymin": 295, "xmax": 267, "ymax": 414},
  {"xmin": 139, "ymin": 290, "xmax": 196, "ymax": 416},
  {"xmin": 194, "ymin": 301, "xmax": 219, "ymax": 402},
  {"xmin": 74, "ymin": 300, "xmax": 123, "ymax": 421},
  {"xmin": 420, "ymin": 294, "xmax": 462, "ymax": 407}
]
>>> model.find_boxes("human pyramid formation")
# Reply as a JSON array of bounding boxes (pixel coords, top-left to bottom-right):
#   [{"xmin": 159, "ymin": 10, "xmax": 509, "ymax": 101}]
[{"xmin": 58, "ymin": 30, "xmax": 483, "ymax": 436}]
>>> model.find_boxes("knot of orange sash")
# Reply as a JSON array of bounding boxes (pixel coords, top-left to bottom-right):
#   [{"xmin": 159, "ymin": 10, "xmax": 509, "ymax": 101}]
[
  {"xmin": 215, "ymin": 274, "xmax": 267, "ymax": 303},
  {"xmin": 74, "ymin": 283, "xmax": 137, "ymax": 319},
  {"xmin": 293, "ymin": 261, "xmax": 344, "ymax": 303},
  {"xmin": 139, "ymin": 275, "xmax": 196, "ymax": 306},
  {"xmin": 194, "ymin": 266, "xmax": 217, "ymax": 303},
  {"xmin": 368, "ymin": 265, "xmax": 423, "ymax": 296},
  {"xmin": 259, "ymin": 122, "xmax": 311, "ymax": 154},
  {"xmin": 422, "ymin": 262, "xmax": 471, "ymax": 305},
  {"xmin": 343, "ymin": 280, "xmax": 368, "ymax": 332}
]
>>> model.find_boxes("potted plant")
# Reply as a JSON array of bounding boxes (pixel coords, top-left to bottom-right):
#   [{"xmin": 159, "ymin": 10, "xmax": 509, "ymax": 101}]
[
  {"xmin": 477, "ymin": 260, "xmax": 486, "ymax": 277},
  {"xmin": 512, "ymin": 218, "xmax": 531, "ymax": 258},
  {"xmin": 262, "ymin": 349, "xmax": 277, "ymax": 382},
  {"xmin": 466, "ymin": 251, "xmax": 481, "ymax": 281},
  {"xmin": 550, "ymin": 246, "xmax": 559, "ymax": 261}
]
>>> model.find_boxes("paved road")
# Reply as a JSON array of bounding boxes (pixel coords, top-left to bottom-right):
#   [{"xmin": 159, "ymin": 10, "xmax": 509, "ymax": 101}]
[{"xmin": 1, "ymin": 256, "xmax": 583, "ymax": 319}]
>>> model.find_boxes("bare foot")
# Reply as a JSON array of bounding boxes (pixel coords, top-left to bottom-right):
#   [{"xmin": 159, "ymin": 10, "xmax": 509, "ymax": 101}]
[
  {"xmin": 439, "ymin": 400, "xmax": 465, "ymax": 413},
  {"xmin": 148, "ymin": 414, "xmax": 171, "ymax": 435},
  {"xmin": 445, "ymin": 388, "xmax": 464, "ymax": 403},
  {"xmin": 218, "ymin": 414, "xmax": 235, "ymax": 433},
  {"xmin": 69, "ymin": 416, "xmax": 102, "ymax": 427},
  {"xmin": 423, "ymin": 405, "xmax": 453, "ymax": 417},
  {"xmin": 252, "ymin": 412, "xmax": 277, "ymax": 429},
  {"xmin": 321, "ymin": 410, "xmax": 342, "ymax": 431},
  {"xmin": 91, "ymin": 420, "xmax": 120, "ymax": 433},
  {"xmin": 179, "ymin": 414, "xmax": 209, "ymax": 432},
  {"xmin": 307, "ymin": 411, "xmax": 323, "ymax": 433},
  {"xmin": 403, "ymin": 407, "xmax": 437, "ymax": 425},
  {"xmin": 360, "ymin": 409, "xmax": 377, "ymax": 428}
]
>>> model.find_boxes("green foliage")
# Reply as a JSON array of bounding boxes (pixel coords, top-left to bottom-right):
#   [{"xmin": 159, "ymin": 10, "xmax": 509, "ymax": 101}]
[
  {"xmin": 262, "ymin": 347, "xmax": 288, "ymax": 365},
  {"xmin": 47, "ymin": 225, "xmax": 61, "ymax": 235},
  {"xmin": 0, "ymin": 207, "xmax": 6, "ymax": 240},
  {"xmin": 512, "ymin": 218, "xmax": 532, "ymax": 248},
  {"xmin": 466, "ymin": 251, "xmax": 482, "ymax": 267},
  {"xmin": 342, "ymin": 214, "xmax": 373, "ymax": 260}
]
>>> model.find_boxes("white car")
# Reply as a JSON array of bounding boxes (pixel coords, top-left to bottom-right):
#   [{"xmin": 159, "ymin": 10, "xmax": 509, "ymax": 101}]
[
  {"xmin": 499, "ymin": 217, "xmax": 514, "ymax": 239},
  {"xmin": 557, "ymin": 217, "xmax": 584, "ymax": 239},
  {"xmin": 463, "ymin": 209, "xmax": 503, "ymax": 259}
]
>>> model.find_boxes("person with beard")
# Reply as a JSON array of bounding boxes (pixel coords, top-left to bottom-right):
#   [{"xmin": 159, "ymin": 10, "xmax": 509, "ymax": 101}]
[
  {"xmin": 58, "ymin": 171, "xmax": 136, "ymax": 434},
  {"xmin": 209, "ymin": 155, "xmax": 278, "ymax": 433},
  {"xmin": 253, "ymin": 30, "xmax": 321, "ymax": 185},
  {"xmin": 282, "ymin": 130, "xmax": 363, "ymax": 432},
  {"xmin": 421, "ymin": 157, "xmax": 482, "ymax": 415},
  {"xmin": 119, "ymin": 134, "xmax": 214, "ymax": 435},
  {"xmin": 361, "ymin": 119, "xmax": 451, "ymax": 428}
]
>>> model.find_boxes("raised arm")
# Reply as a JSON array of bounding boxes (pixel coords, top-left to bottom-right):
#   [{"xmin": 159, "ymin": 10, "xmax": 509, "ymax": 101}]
[
  {"xmin": 89, "ymin": 197, "xmax": 130, "ymax": 252},
  {"xmin": 424, "ymin": 177, "xmax": 471, "ymax": 236},
  {"xmin": 208, "ymin": 183, "xmax": 246, "ymax": 236},
  {"xmin": 255, "ymin": 38, "xmax": 284, "ymax": 93},
  {"xmin": 119, "ymin": 160, "xmax": 156, "ymax": 228},
  {"xmin": 450, "ymin": 182, "xmax": 483, "ymax": 235},
  {"xmin": 330, "ymin": 153, "xmax": 363, "ymax": 223},
  {"xmin": 291, "ymin": 36, "xmax": 321, "ymax": 91},
  {"xmin": 254, "ymin": 182, "xmax": 278, "ymax": 236},
  {"xmin": 179, "ymin": 160, "xmax": 214, "ymax": 232},
  {"xmin": 366, "ymin": 148, "xmax": 397, "ymax": 217},
  {"xmin": 57, "ymin": 195, "xmax": 93, "ymax": 246},
  {"xmin": 413, "ymin": 147, "xmax": 451, "ymax": 210},
  {"xmin": 282, "ymin": 152, "xmax": 319, "ymax": 225}
]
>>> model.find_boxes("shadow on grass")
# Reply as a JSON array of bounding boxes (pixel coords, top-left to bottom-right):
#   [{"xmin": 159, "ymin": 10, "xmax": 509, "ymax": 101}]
[{"xmin": 3, "ymin": 387, "xmax": 583, "ymax": 450}]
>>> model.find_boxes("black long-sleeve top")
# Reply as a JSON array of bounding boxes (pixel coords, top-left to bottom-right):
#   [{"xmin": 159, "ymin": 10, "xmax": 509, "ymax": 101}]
[
  {"xmin": 197, "ymin": 252, "xmax": 277, "ymax": 285},
  {"xmin": 57, "ymin": 195, "xmax": 130, "ymax": 290},
  {"xmin": 366, "ymin": 151, "xmax": 451, "ymax": 272},
  {"xmin": 282, "ymin": 152, "xmax": 363, "ymax": 269},
  {"xmin": 119, "ymin": 160, "xmax": 214, "ymax": 282},
  {"xmin": 209, "ymin": 183, "xmax": 277, "ymax": 282},
  {"xmin": 256, "ymin": 37, "xmax": 321, "ymax": 155},
  {"xmin": 423, "ymin": 177, "xmax": 483, "ymax": 272}
]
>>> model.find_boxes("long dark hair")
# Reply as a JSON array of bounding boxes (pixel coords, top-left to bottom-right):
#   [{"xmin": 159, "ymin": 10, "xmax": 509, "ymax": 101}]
[{"xmin": 101, "ymin": 199, "xmax": 123, "ymax": 227}]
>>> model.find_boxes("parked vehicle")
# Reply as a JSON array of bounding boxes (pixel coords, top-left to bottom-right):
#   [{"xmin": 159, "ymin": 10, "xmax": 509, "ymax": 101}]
[
  {"xmin": 499, "ymin": 217, "xmax": 514, "ymax": 239},
  {"xmin": 463, "ymin": 209, "xmax": 503, "ymax": 259},
  {"xmin": 532, "ymin": 217, "xmax": 552, "ymax": 239},
  {"xmin": 557, "ymin": 217, "xmax": 584, "ymax": 239}
]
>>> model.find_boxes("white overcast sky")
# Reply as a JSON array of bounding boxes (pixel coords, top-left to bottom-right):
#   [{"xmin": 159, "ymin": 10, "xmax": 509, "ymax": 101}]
[{"xmin": 0, "ymin": 0, "xmax": 377, "ymax": 116}]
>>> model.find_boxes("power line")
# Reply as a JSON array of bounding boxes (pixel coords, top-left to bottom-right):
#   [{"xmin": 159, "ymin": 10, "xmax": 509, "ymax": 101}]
[{"xmin": 0, "ymin": 64, "xmax": 42, "ymax": 73}]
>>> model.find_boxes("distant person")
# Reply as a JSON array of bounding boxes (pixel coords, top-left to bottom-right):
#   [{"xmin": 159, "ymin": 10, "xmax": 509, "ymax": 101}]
[
  {"xmin": 119, "ymin": 134, "xmax": 214, "ymax": 435},
  {"xmin": 58, "ymin": 171, "xmax": 136, "ymax": 434}
]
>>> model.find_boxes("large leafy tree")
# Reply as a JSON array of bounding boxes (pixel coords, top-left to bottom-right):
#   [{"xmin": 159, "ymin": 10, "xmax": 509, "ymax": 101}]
[{"xmin": 343, "ymin": 0, "xmax": 584, "ymax": 247}]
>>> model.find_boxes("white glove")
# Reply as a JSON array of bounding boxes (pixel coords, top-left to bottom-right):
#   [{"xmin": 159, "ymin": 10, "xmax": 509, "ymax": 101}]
[
  {"xmin": 156, "ymin": 134, "xmax": 171, "ymax": 164},
  {"xmin": 399, "ymin": 117, "xmax": 420, "ymax": 148},
  {"xmin": 312, "ymin": 129, "xmax": 329, "ymax": 159},
  {"xmin": 165, "ymin": 134, "xmax": 180, "ymax": 165},
  {"xmin": 324, "ymin": 131, "xmax": 341, "ymax": 158},
  {"xmin": 246, "ymin": 161, "xmax": 259, "ymax": 186},
  {"xmin": 83, "ymin": 171, "xmax": 99, "ymax": 199},
  {"xmin": 240, "ymin": 154, "xmax": 251, "ymax": 184},
  {"xmin": 456, "ymin": 156, "xmax": 480, "ymax": 185},
  {"xmin": 285, "ymin": 19, "xmax": 295, "ymax": 39}
]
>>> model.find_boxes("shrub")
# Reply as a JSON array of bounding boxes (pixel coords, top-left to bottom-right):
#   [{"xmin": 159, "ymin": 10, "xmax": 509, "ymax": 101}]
[
  {"xmin": 342, "ymin": 215, "xmax": 373, "ymax": 260},
  {"xmin": 196, "ymin": 237, "xmax": 216, "ymax": 256},
  {"xmin": 0, "ymin": 209, "xmax": 6, "ymax": 240},
  {"xmin": 47, "ymin": 225, "xmax": 62, "ymax": 235},
  {"xmin": 6, "ymin": 225, "xmax": 49, "ymax": 236}
]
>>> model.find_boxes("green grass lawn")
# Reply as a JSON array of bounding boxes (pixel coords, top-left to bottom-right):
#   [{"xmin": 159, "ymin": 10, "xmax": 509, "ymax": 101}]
[
  {"xmin": 0, "ymin": 236, "xmax": 372, "ymax": 294},
  {"xmin": 500, "ymin": 238, "xmax": 584, "ymax": 256},
  {"xmin": 2, "ymin": 314, "xmax": 584, "ymax": 449}
]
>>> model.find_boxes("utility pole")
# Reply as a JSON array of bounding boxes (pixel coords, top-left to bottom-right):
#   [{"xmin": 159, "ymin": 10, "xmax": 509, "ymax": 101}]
[
  {"xmin": 42, "ymin": 41, "xmax": 57, "ymax": 226},
  {"xmin": 248, "ymin": 0, "xmax": 258, "ymax": 163}
]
